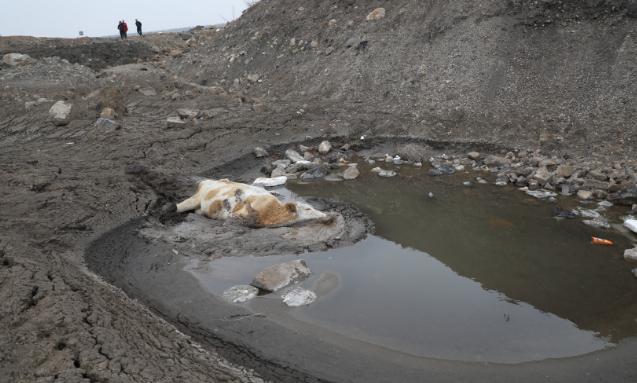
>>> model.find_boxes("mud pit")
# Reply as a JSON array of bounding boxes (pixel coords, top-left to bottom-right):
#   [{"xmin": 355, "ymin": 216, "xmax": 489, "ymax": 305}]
[{"xmin": 86, "ymin": 155, "xmax": 637, "ymax": 382}]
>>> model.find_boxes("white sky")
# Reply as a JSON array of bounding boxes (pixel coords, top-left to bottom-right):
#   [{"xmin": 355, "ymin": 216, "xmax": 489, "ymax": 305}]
[{"xmin": 0, "ymin": 0, "xmax": 251, "ymax": 38}]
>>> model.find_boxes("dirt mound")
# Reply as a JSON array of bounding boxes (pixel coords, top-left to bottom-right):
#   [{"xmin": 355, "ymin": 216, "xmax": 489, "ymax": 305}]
[{"xmin": 169, "ymin": 0, "xmax": 637, "ymax": 159}]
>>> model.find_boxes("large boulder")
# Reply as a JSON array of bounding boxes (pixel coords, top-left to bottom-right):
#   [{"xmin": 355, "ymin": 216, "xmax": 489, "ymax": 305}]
[
  {"xmin": 252, "ymin": 260, "xmax": 311, "ymax": 292},
  {"xmin": 49, "ymin": 101, "xmax": 73, "ymax": 126},
  {"xmin": 2, "ymin": 53, "xmax": 35, "ymax": 66}
]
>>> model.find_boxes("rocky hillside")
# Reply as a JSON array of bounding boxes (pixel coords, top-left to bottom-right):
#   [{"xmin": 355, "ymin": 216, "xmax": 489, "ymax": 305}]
[{"xmin": 170, "ymin": 0, "xmax": 637, "ymax": 158}]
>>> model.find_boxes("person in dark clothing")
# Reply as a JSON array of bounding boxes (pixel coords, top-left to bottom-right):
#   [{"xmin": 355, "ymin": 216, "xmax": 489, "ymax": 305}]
[
  {"xmin": 135, "ymin": 19, "xmax": 143, "ymax": 37},
  {"xmin": 117, "ymin": 20, "xmax": 128, "ymax": 40}
]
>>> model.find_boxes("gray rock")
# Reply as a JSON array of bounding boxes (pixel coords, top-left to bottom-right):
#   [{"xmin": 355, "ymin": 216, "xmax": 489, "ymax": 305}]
[
  {"xmin": 2, "ymin": 53, "xmax": 35, "ymax": 66},
  {"xmin": 318, "ymin": 140, "xmax": 332, "ymax": 154},
  {"xmin": 301, "ymin": 165, "xmax": 328, "ymax": 181},
  {"xmin": 583, "ymin": 218, "xmax": 610, "ymax": 229},
  {"xmin": 139, "ymin": 87, "xmax": 157, "ymax": 96},
  {"xmin": 378, "ymin": 170, "xmax": 397, "ymax": 178},
  {"xmin": 254, "ymin": 147, "xmax": 269, "ymax": 158},
  {"xmin": 166, "ymin": 116, "xmax": 187, "ymax": 128},
  {"xmin": 588, "ymin": 169, "xmax": 609, "ymax": 181},
  {"xmin": 282, "ymin": 288, "xmax": 317, "ymax": 307},
  {"xmin": 95, "ymin": 118, "xmax": 121, "ymax": 129},
  {"xmin": 623, "ymin": 247, "xmax": 637, "ymax": 262},
  {"xmin": 484, "ymin": 155, "xmax": 509, "ymax": 167},
  {"xmin": 252, "ymin": 260, "xmax": 311, "ymax": 292},
  {"xmin": 285, "ymin": 149, "xmax": 305, "ymax": 163},
  {"xmin": 49, "ymin": 101, "xmax": 72, "ymax": 126},
  {"xmin": 556, "ymin": 165, "xmax": 575, "ymax": 178},
  {"xmin": 625, "ymin": 219, "xmax": 637, "ymax": 234},
  {"xmin": 343, "ymin": 165, "xmax": 360, "ymax": 180},
  {"xmin": 222, "ymin": 285, "xmax": 259, "ymax": 303},
  {"xmin": 583, "ymin": 179, "xmax": 610, "ymax": 190},
  {"xmin": 428, "ymin": 164, "xmax": 455, "ymax": 176},
  {"xmin": 247, "ymin": 73, "xmax": 261, "ymax": 83},
  {"xmin": 532, "ymin": 167, "xmax": 553, "ymax": 185},
  {"xmin": 577, "ymin": 190, "xmax": 593, "ymax": 200},
  {"xmin": 177, "ymin": 108, "xmax": 200, "ymax": 119},
  {"xmin": 521, "ymin": 187, "xmax": 557, "ymax": 199},
  {"xmin": 272, "ymin": 159, "xmax": 292, "ymax": 168},
  {"xmin": 467, "ymin": 151, "xmax": 480, "ymax": 161}
]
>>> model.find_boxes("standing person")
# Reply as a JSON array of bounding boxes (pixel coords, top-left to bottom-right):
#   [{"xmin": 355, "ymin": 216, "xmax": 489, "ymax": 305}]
[
  {"xmin": 135, "ymin": 19, "xmax": 143, "ymax": 37},
  {"xmin": 117, "ymin": 21, "xmax": 125, "ymax": 40},
  {"xmin": 121, "ymin": 20, "xmax": 128, "ymax": 39}
]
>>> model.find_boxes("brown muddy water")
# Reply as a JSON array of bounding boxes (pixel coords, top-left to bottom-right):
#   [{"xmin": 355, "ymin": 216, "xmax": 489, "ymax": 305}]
[{"xmin": 88, "ymin": 164, "xmax": 637, "ymax": 369}]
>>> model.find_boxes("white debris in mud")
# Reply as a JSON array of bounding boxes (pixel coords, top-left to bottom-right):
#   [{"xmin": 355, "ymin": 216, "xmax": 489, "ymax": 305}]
[
  {"xmin": 222, "ymin": 285, "xmax": 259, "ymax": 304},
  {"xmin": 49, "ymin": 101, "xmax": 73, "ymax": 126},
  {"xmin": 519, "ymin": 187, "xmax": 557, "ymax": 199},
  {"xmin": 624, "ymin": 219, "xmax": 637, "ymax": 234},
  {"xmin": 378, "ymin": 170, "xmax": 397, "ymax": 178},
  {"xmin": 282, "ymin": 288, "xmax": 317, "ymax": 307},
  {"xmin": 624, "ymin": 247, "xmax": 637, "ymax": 262},
  {"xmin": 253, "ymin": 176, "xmax": 287, "ymax": 187},
  {"xmin": 252, "ymin": 260, "xmax": 311, "ymax": 292}
]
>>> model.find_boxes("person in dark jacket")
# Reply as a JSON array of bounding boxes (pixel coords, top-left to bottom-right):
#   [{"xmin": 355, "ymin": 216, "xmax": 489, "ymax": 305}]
[
  {"xmin": 118, "ymin": 20, "xmax": 128, "ymax": 40},
  {"xmin": 135, "ymin": 19, "xmax": 143, "ymax": 37}
]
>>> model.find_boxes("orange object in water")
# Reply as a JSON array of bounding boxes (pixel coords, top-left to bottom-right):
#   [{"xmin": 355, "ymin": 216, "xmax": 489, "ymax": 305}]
[{"xmin": 591, "ymin": 237, "xmax": 614, "ymax": 246}]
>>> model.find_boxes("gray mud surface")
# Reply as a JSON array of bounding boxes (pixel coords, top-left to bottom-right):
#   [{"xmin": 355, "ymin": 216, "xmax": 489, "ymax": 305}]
[{"xmin": 2, "ymin": 1, "xmax": 637, "ymax": 382}]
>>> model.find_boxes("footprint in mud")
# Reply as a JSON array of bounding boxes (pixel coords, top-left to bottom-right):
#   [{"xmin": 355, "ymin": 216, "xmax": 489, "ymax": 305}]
[{"xmin": 311, "ymin": 271, "xmax": 341, "ymax": 298}]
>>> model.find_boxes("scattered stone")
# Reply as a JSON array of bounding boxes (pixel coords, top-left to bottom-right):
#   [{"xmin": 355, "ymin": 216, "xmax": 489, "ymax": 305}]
[
  {"xmin": 301, "ymin": 166, "xmax": 328, "ymax": 181},
  {"xmin": 272, "ymin": 159, "xmax": 292, "ymax": 168},
  {"xmin": 247, "ymin": 73, "xmax": 261, "ymax": 83},
  {"xmin": 467, "ymin": 152, "xmax": 480, "ymax": 161},
  {"xmin": 271, "ymin": 167, "xmax": 287, "ymax": 178},
  {"xmin": 343, "ymin": 165, "xmax": 360, "ymax": 180},
  {"xmin": 384, "ymin": 154, "xmax": 393, "ymax": 163},
  {"xmin": 95, "ymin": 118, "xmax": 121, "ymax": 129},
  {"xmin": 371, "ymin": 167, "xmax": 382, "ymax": 173},
  {"xmin": 2, "ymin": 53, "xmax": 35, "ymax": 66},
  {"xmin": 414, "ymin": 162, "xmax": 423, "ymax": 167},
  {"xmin": 583, "ymin": 218, "xmax": 611, "ymax": 229},
  {"xmin": 428, "ymin": 164, "xmax": 455, "ymax": 176},
  {"xmin": 366, "ymin": 7, "xmax": 386, "ymax": 21},
  {"xmin": 254, "ymin": 147, "xmax": 269, "ymax": 158},
  {"xmin": 177, "ymin": 108, "xmax": 200, "ymax": 119},
  {"xmin": 252, "ymin": 260, "xmax": 311, "ymax": 292},
  {"xmin": 253, "ymin": 176, "xmax": 287, "ymax": 187},
  {"xmin": 393, "ymin": 155, "xmax": 403, "ymax": 165},
  {"xmin": 378, "ymin": 170, "xmax": 397, "ymax": 178},
  {"xmin": 597, "ymin": 200, "xmax": 613, "ymax": 209},
  {"xmin": 520, "ymin": 187, "xmax": 557, "ymax": 199},
  {"xmin": 578, "ymin": 209, "xmax": 601, "ymax": 219},
  {"xmin": 556, "ymin": 165, "xmax": 575, "ymax": 178},
  {"xmin": 588, "ymin": 169, "xmax": 609, "ymax": 181},
  {"xmin": 318, "ymin": 140, "xmax": 332, "ymax": 154},
  {"xmin": 624, "ymin": 219, "xmax": 637, "ymax": 234},
  {"xmin": 49, "ymin": 101, "xmax": 73, "ymax": 126},
  {"xmin": 222, "ymin": 285, "xmax": 259, "ymax": 304},
  {"xmin": 166, "ymin": 116, "xmax": 187, "ymax": 128},
  {"xmin": 532, "ymin": 167, "xmax": 553, "ymax": 185},
  {"xmin": 553, "ymin": 207, "xmax": 577, "ymax": 219},
  {"xmin": 577, "ymin": 190, "xmax": 593, "ymax": 200},
  {"xmin": 623, "ymin": 247, "xmax": 637, "ymax": 262},
  {"xmin": 100, "ymin": 107, "xmax": 116, "ymax": 119},
  {"xmin": 609, "ymin": 188, "xmax": 637, "ymax": 206},
  {"xmin": 484, "ymin": 155, "xmax": 509, "ymax": 167},
  {"xmin": 324, "ymin": 174, "xmax": 344, "ymax": 182},
  {"xmin": 367, "ymin": 159, "xmax": 376, "ymax": 165},
  {"xmin": 476, "ymin": 177, "xmax": 488, "ymax": 184},
  {"xmin": 282, "ymin": 288, "xmax": 317, "ymax": 307},
  {"xmin": 285, "ymin": 149, "xmax": 306, "ymax": 163},
  {"xmin": 139, "ymin": 87, "xmax": 157, "ymax": 96}
]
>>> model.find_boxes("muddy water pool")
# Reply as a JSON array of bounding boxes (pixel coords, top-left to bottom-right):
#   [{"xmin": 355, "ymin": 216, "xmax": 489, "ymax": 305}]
[{"xmin": 183, "ymin": 166, "xmax": 637, "ymax": 364}]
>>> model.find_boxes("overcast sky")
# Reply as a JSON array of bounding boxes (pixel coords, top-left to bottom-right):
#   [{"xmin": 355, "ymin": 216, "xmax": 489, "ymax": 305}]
[{"xmin": 0, "ymin": 0, "xmax": 251, "ymax": 38}]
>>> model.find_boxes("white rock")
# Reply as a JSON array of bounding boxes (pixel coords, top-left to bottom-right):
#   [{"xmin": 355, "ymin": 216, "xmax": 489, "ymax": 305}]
[
  {"xmin": 624, "ymin": 219, "xmax": 637, "ymax": 234},
  {"xmin": 282, "ymin": 288, "xmax": 317, "ymax": 307},
  {"xmin": 166, "ymin": 116, "xmax": 186, "ymax": 128},
  {"xmin": 49, "ymin": 101, "xmax": 72, "ymax": 126},
  {"xmin": 343, "ymin": 165, "xmax": 360, "ymax": 180},
  {"xmin": 252, "ymin": 260, "xmax": 311, "ymax": 292},
  {"xmin": 520, "ymin": 187, "xmax": 557, "ymax": 199},
  {"xmin": 366, "ymin": 7, "xmax": 386, "ymax": 21},
  {"xmin": 253, "ymin": 147, "xmax": 269, "ymax": 158},
  {"xmin": 414, "ymin": 162, "xmax": 423, "ymax": 167},
  {"xmin": 222, "ymin": 285, "xmax": 259, "ymax": 303},
  {"xmin": 583, "ymin": 218, "xmax": 610, "ymax": 229},
  {"xmin": 253, "ymin": 176, "xmax": 287, "ymax": 187},
  {"xmin": 139, "ymin": 88, "xmax": 157, "ymax": 96},
  {"xmin": 467, "ymin": 151, "xmax": 480, "ymax": 161},
  {"xmin": 318, "ymin": 140, "xmax": 332, "ymax": 154},
  {"xmin": 3, "ymin": 53, "xmax": 34, "ymax": 66},
  {"xmin": 272, "ymin": 159, "xmax": 291, "ymax": 168},
  {"xmin": 247, "ymin": 73, "xmax": 261, "ymax": 83},
  {"xmin": 624, "ymin": 247, "xmax": 637, "ymax": 262},
  {"xmin": 177, "ymin": 108, "xmax": 200, "ymax": 119},
  {"xmin": 371, "ymin": 167, "xmax": 382, "ymax": 173},
  {"xmin": 285, "ymin": 149, "xmax": 305, "ymax": 163},
  {"xmin": 577, "ymin": 190, "xmax": 593, "ymax": 200},
  {"xmin": 378, "ymin": 170, "xmax": 397, "ymax": 178},
  {"xmin": 578, "ymin": 209, "xmax": 601, "ymax": 219},
  {"xmin": 384, "ymin": 154, "xmax": 393, "ymax": 163}
]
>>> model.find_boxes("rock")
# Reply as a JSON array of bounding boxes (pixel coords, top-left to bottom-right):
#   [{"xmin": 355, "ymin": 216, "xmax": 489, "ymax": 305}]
[
  {"xmin": 318, "ymin": 140, "xmax": 332, "ymax": 154},
  {"xmin": 633, "ymin": 269, "xmax": 637, "ymax": 278},
  {"xmin": 285, "ymin": 149, "xmax": 306, "ymax": 163},
  {"xmin": 343, "ymin": 165, "xmax": 360, "ymax": 180},
  {"xmin": 222, "ymin": 285, "xmax": 259, "ymax": 303},
  {"xmin": 484, "ymin": 155, "xmax": 509, "ymax": 167},
  {"xmin": 623, "ymin": 247, "xmax": 637, "ymax": 262},
  {"xmin": 366, "ymin": 7, "xmax": 386, "ymax": 20},
  {"xmin": 428, "ymin": 164, "xmax": 455, "ymax": 176},
  {"xmin": 95, "ymin": 118, "xmax": 121, "ymax": 129},
  {"xmin": 324, "ymin": 174, "xmax": 344, "ymax": 182},
  {"xmin": 384, "ymin": 154, "xmax": 393, "ymax": 163},
  {"xmin": 520, "ymin": 187, "xmax": 557, "ymax": 199},
  {"xmin": 578, "ymin": 209, "xmax": 601, "ymax": 219},
  {"xmin": 393, "ymin": 156, "xmax": 403, "ymax": 165},
  {"xmin": 247, "ymin": 73, "xmax": 260, "ymax": 83},
  {"xmin": 608, "ymin": 188, "xmax": 637, "ymax": 206},
  {"xmin": 583, "ymin": 179, "xmax": 610, "ymax": 190},
  {"xmin": 556, "ymin": 165, "xmax": 575, "ymax": 179},
  {"xmin": 272, "ymin": 159, "xmax": 292, "ymax": 168},
  {"xmin": 100, "ymin": 107, "xmax": 116, "ymax": 119},
  {"xmin": 532, "ymin": 167, "xmax": 553, "ymax": 185},
  {"xmin": 271, "ymin": 167, "xmax": 287, "ymax": 178},
  {"xmin": 371, "ymin": 167, "xmax": 382, "ymax": 173},
  {"xmin": 463, "ymin": 181, "xmax": 472, "ymax": 187},
  {"xmin": 253, "ymin": 176, "xmax": 287, "ymax": 187},
  {"xmin": 588, "ymin": 169, "xmax": 608, "ymax": 181},
  {"xmin": 282, "ymin": 288, "xmax": 317, "ymax": 307},
  {"xmin": 301, "ymin": 165, "xmax": 328, "ymax": 181},
  {"xmin": 476, "ymin": 177, "xmax": 488, "ymax": 184},
  {"xmin": 577, "ymin": 190, "xmax": 593, "ymax": 200},
  {"xmin": 177, "ymin": 108, "xmax": 200, "ymax": 119},
  {"xmin": 303, "ymin": 151, "xmax": 314, "ymax": 161},
  {"xmin": 254, "ymin": 147, "xmax": 269, "ymax": 158},
  {"xmin": 166, "ymin": 116, "xmax": 187, "ymax": 128},
  {"xmin": 378, "ymin": 170, "xmax": 397, "ymax": 178},
  {"xmin": 467, "ymin": 152, "xmax": 480, "ymax": 161},
  {"xmin": 624, "ymin": 219, "xmax": 637, "ymax": 234},
  {"xmin": 414, "ymin": 162, "xmax": 423, "ymax": 167},
  {"xmin": 2, "ymin": 53, "xmax": 34, "ymax": 66},
  {"xmin": 583, "ymin": 218, "xmax": 611, "ymax": 229},
  {"xmin": 49, "ymin": 101, "xmax": 73, "ymax": 126},
  {"xmin": 139, "ymin": 88, "xmax": 157, "ymax": 96},
  {"xmin": 252, "ymin": 260, "xmax": 311, "ymax": 292}
]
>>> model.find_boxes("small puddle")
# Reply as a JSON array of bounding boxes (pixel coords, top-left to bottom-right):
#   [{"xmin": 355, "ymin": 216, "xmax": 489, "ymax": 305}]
[{"xmin": 184, "ymin": 165, "xmax": 637, "ymax": 364}]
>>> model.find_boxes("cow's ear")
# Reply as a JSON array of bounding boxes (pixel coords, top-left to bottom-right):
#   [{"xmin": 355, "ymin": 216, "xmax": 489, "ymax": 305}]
[{"xmin": 285, "ymin": 203, "xmax": 297, "ymax": 213}]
